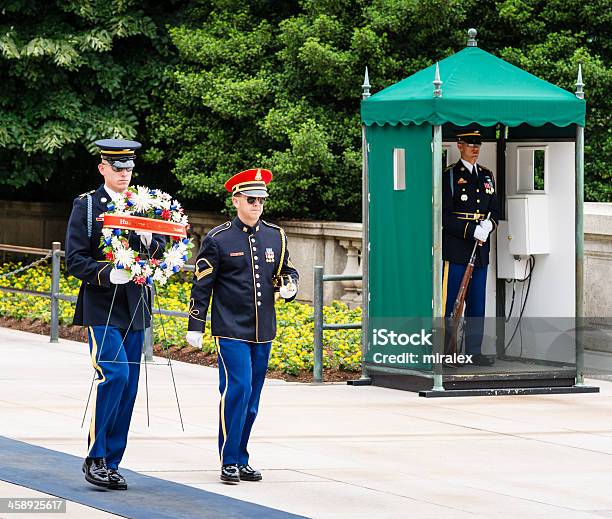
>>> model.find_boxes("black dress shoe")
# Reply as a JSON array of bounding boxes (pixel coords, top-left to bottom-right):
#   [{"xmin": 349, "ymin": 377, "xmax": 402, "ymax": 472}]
[
  {"xmin": 220, "ymin": 464, "xmax": 240, "ymax": 484},
  {"xmin": 472, "ymin": 354, "xmax": 495, "ymax": 366},
  {"xmin": 108, "ymin": 469, "xmax": 128, "ymax": 490},
  {"xmin": 239, "ymin": 464, "xmax": 262, "ymax": 481},
  {"xmin": 82, "ymin": 457, "xmax": 110, "ymax": 488}
]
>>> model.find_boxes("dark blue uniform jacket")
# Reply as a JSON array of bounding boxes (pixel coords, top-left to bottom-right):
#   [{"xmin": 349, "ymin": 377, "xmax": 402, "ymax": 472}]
[
  {"xmin": 65, "ymin": 184, "xmax": 166, "ymax": 331},
  {"xmin": 188, "ymin": 216, "xmax": 299, "ymax": 343},
  {"xmin": 442, "ymin": 161, "xmax": 500, "ymax": 267}
]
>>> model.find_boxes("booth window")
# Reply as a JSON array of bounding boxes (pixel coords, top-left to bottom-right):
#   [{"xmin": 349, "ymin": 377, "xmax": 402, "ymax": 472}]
[
  {"xmin": 517, "ymin": 147, "xmax": 547, "ymax": 193},
  {"xmin": 393, "ymin": 148, "xmax": 406, "ymax": 190}
]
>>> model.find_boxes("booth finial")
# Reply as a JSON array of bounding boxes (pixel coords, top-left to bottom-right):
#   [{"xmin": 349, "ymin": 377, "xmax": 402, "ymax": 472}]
[
  {"xmin": 575, "ymin": 63, "xmax": 584, "ymax": 100},
  {"xmin": 467, "ymin": 28, "xmax": 477, "ymax": 47},
  {"xmin": 362, "ymin": 66, "xmax": 371, "ymax": 99},
  {"xmin": 433, "ymin": 62, "xmax": 442, "ymax": 98}
]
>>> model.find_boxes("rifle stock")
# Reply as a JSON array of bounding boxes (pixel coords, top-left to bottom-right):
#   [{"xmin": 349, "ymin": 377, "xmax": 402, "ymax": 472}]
[{"xmin": 444, "ymin": 241, "xmax": 478, "ymax": 355}]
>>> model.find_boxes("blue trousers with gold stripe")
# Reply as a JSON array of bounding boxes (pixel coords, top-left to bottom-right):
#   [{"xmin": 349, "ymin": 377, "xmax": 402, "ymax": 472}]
[
  {"xmin": 87, "ymin": 325, "xmax": 142, "ymax": 469},
  {"xmin": 217, "ymin": 338, "xmax": 271, "ymax": 466},
  {"xmin": 442, "ymin": 262, "xmax": 487, "ymax": 355}
]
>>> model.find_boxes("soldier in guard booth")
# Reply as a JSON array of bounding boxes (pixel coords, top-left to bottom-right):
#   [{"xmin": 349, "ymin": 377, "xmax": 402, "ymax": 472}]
[
  {"xmin": 442, "ymin": 130, "xmax": 500, "ymax": 366},
  {"xmin": 186, "ymin": 168, "xmax": 299, "ymax": 483},
  {"xmin": 66, "ymin": 139, "xmax": 165, "ymax": 490}
]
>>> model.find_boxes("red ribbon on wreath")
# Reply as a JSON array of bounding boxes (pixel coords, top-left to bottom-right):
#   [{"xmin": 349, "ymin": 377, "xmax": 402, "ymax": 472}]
[{"xmin": 103, "ymin": 214, "xmax": 187, "ymax": 238}]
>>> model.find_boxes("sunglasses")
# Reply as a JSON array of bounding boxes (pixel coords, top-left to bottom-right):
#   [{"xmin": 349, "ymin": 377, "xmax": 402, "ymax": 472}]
[
  {"xmin": 243, "ymin": 196, "xmax": 266, "ymax": 205},
  {"xmin": 104, "ymin": 161, "xmax": 133, "ymax": 173}
]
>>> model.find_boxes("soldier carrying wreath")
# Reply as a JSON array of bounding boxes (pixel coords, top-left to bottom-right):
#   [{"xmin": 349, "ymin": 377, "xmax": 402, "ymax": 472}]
[{"xmin": 65, "ymin": 139, "xmax": 167, "ymax": 490}]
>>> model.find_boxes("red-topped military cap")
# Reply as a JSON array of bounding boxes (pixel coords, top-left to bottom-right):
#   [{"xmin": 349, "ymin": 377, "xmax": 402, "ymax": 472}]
[{"xmin": 224, "ymin": 168, "xmax": 272, "ymax": 197}]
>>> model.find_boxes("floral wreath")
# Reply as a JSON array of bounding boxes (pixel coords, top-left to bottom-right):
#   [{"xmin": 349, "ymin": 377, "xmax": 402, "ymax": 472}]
[{"xmin": 100, "ymin": 186, "xmax": 194, "ymax": 285}]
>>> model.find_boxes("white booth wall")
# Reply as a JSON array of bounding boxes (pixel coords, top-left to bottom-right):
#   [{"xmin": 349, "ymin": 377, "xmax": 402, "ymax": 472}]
[{"xmin": 503, "ymin": 141, "xmax": 576, "ymax": 363}]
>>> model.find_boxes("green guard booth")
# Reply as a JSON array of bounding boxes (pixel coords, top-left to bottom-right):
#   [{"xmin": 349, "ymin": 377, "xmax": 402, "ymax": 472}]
[{"xmin": 359, "ymin": 29, "xmax": 598, "ymax": 396}]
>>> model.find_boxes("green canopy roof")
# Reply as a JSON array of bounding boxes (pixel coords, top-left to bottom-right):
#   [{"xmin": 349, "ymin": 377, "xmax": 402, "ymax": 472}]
[{"xmin": 361, "ymin": 47, "xmax": 585, "ymax": 128}]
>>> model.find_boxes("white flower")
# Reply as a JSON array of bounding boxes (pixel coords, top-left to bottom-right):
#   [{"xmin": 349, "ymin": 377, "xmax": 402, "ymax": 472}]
[
  {"xmin": 152, "ymin": 268, "xmax": 168, "ymax": 285},
  {"xmin": 181, "ymin": 215, "xmax": 189, "ymax": 226},
  {"xmin": 164, "ymin": 248, "xmax": 185, "ymax": 268},
  {"xmin": 171, "ymin": 212, "xmax": 182, "ymax": 222},
  {"xmin": 142, "ymin": 264, "xmax": 153, "ymax": 277},
  {"xmin": 111, "ymin": 236, "xmax": 122, "ymax": 249},
  {"xmin": 115, "ymin": 248, "xmax": 135, "ymax": 268},
  {"xmin": 160, "ymin": 199, "xmax": 171, "ymax": 210},
  {"xmin": 131, "ymin": 186, "xmax": 154, "ymax": 213},
  {"xmin": 102, "ymin": 228, "xmax": 112, "ymax": 238},
  {"xmin": 131, "ymin": 263, "xmax": 142, "ymax": 276},
  {"xmin": 115, "ymin": 199, "xmax": 127, "ymax": 212}
]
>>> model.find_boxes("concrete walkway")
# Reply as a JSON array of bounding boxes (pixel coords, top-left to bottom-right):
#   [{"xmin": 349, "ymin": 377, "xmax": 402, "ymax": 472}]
[{"xmin": 1, "ymin": 326, "xmax": 612, "ymax": 518}]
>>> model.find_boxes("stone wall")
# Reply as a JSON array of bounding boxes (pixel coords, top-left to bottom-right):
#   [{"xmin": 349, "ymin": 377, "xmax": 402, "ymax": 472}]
[
  {"xmin": 0, "ymin": 201, "xmax": 71, "ymax": 249},
  {"xmin": 584, "ymin": 203, "xmax": 612, "ymax": 321},
  {"xmin": 583, "ymin": 203, "xmax": 612, "ymax": 353}
]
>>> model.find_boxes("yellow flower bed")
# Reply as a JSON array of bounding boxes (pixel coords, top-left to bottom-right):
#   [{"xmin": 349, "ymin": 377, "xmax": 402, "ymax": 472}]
[{"xmin": 0, "ymin": 263, "xmax": 362, "ymax": 375}]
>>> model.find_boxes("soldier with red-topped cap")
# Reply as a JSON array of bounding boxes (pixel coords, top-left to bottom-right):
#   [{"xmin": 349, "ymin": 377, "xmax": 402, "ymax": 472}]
[{"xmin": 185, "ymin": 168, "xmax": 299, "ymax": 483}]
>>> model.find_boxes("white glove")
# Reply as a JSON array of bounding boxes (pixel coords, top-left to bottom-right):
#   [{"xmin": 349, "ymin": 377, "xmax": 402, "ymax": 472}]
[
  {"xmin": 186, "ymin": 331, "xmax": 203, "ymax": 348},
  {"xmin": 109, "ymin": 268, "xmax": 131, "ymax": 285},
  {"xmin": 480, "ymin": 219, "xmax": 493, "ymax": 233},
  {"xmin": 136, "ymin": 231, "xmax": 153, "ymax": 247},
  {"xmin": 473, "ymin": 224, "xmax": 491, "ymax": 242},
  {"xmin": 279, "ymin": 279, "xmax": 298, "ymax": 299}
]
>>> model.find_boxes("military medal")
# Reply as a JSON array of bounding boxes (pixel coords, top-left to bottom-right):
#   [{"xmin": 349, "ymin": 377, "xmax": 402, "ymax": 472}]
[{"xmin": 265, "ymin": 248, "xmax": 275, "ymax": 263}]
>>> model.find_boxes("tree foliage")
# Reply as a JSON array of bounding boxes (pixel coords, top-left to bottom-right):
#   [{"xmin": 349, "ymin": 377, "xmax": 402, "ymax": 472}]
[
  {"xmin": 152, "ymin": 0, "xmax": 610, "ymax": 217},
  {"xmin": 0, "ymin": 0, "xmax": 185, "ymax": 198},
  {"xmin": 1, "ymin": 1, "xmax": 609, "ymax": 215},
  {"xmin": 488, "ymin": 0, "xmax": 611, "ymax": 202},
  {"xmin": 150, "ymin": 0, "xmax": 472, "ymax": 218}
]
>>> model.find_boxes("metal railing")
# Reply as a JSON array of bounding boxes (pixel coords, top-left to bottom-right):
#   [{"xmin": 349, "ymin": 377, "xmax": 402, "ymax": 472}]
[
  {"xmin": 312, "ymin": 265, "xmax": 362, "ymax": 383},
  {"xmin": 0, "ymin": 242, "xmax": 196, "ymax": 359}
]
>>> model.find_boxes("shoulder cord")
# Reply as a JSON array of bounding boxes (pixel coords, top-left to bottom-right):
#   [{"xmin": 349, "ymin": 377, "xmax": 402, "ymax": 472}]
[
  {"xmin": 276, "ymin": 228, "xmax": 287, "ymax": 277},
  {"xmin": 86, "ymin": 194, "xmax": 93, "ymax": 238}
]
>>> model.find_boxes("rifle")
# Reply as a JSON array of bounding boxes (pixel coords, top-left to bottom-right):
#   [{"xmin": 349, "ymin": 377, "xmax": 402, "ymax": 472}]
[{"xmin": 444, "ymin": 213, "xmax": 491, "ymax": 356}]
